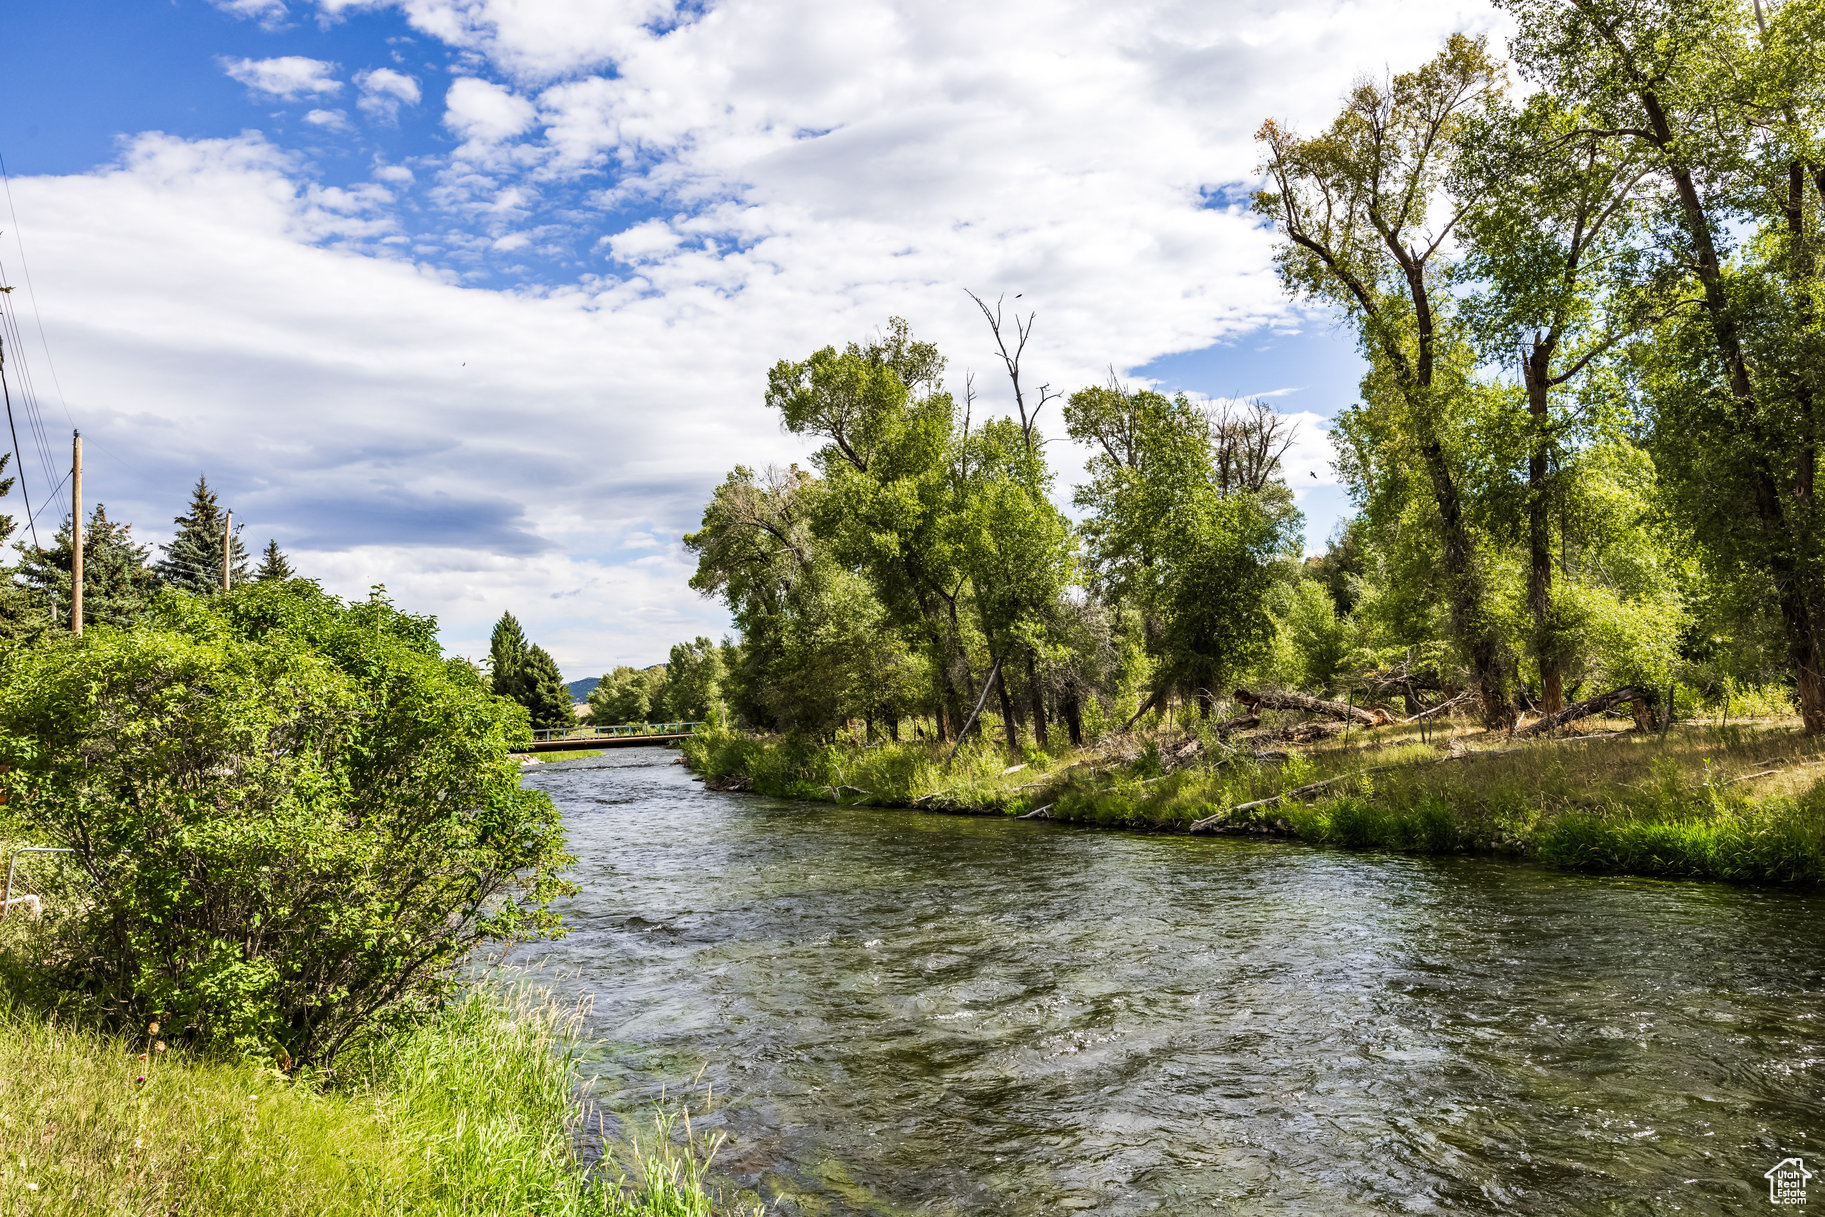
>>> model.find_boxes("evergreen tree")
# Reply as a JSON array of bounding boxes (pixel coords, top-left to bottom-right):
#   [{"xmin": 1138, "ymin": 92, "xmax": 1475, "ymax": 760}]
[
  {"xmin": 255, "ymin": 539, "xmax": 294, "ymax": 582},
  {"xmin": 521, "ymin": 644, "xmax": 576, "ymax": 730},
  {"xmin": 18, "ymin": 504, "xmax": 160, "ymax": 630},
  {"xmin": 0, "ymin": 453, "xmax": 48, "ymax": 639},
  {"xmin": 155, "ymin": 475, "xmax": 250, "ymax": 592},
  {"xmin": 489, "ymin": 612, "xmax": 531, "ymax": 703}
]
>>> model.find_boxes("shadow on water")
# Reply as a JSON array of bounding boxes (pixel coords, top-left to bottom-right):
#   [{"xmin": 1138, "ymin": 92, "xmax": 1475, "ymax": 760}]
[{"xmin": 523, "ymin": 748, "xmax": 1825, "ymax": 1215}]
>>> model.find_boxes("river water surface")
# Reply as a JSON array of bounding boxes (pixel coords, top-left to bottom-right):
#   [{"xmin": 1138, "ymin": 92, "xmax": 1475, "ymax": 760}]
[{"xmin": 523, "ymin": 748, "xmax": 1824, "ymax": 1215}]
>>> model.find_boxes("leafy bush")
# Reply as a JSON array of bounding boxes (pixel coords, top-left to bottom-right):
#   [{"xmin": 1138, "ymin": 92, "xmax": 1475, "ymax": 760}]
[{"xmin": 0, "ymin": 581, "xmax": 573, "ymax": 1066}]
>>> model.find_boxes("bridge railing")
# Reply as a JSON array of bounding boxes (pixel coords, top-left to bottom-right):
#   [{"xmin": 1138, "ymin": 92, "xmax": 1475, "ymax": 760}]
[{"xmin": 529, "ymin": 721, "xmax": 706, "ymax": 743}]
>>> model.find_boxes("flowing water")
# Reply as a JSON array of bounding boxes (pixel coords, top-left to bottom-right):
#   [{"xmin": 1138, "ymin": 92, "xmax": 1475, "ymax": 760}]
[{"xmin": 522, "ymin": 748, "xmax": 1825, "ymax": 1215}]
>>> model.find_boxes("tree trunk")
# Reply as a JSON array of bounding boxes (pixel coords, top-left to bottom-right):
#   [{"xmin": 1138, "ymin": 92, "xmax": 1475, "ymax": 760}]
[
  {"xmin": 1233, "ymin": 688, "xmax": 1381, "ymax": 726},
  {"xmin": 1515, "ymin": 685, "xmax": 1649, "ymax": 736},
  {"xmin": 1025, "ymin": 651, "xmax": 1049, "ymax": 752},
  {"xmin": 995, "ymin": 657, "xmax": 1019, "ymax": 749},
  {"xmin": 1061, "ymin": 691, "xmax": 1084, "ymax": 748},
  {"xmin": 888, "ymin": 716, "xmax": 900, "ymax": 742},
  {"xmin": 1523, "ymin": 341, "xmax": 1564, "ymax": 715}
]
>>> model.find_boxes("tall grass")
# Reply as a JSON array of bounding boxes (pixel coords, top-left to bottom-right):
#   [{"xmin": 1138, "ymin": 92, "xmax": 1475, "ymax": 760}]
[
  {"xmin": 0, "ymin": 983, "xmax": 757, "ymax": 1216},
  {"xmin": 684, "ymin": 720, "xmax": 1825, "ymax": 883}
]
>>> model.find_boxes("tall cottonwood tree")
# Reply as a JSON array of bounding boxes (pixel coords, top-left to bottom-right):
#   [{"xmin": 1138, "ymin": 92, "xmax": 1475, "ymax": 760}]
[
  {"xmin": 1454, "ymin": 93, "xmax": 1652, "ymax": 714},
  {"xmin": 1255, "ymin": 35, "xmax": 1518, "ymax": 727},
  {"xmin": 1496, "ymin": 0, "xmax": 1825, "ymax": 731}
]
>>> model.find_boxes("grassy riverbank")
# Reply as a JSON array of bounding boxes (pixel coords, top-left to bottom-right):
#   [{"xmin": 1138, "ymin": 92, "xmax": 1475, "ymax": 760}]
[
  {"xmin": 0, "ymin": 981, "xmax": 748, "ymax": 1216},
  {"xmin": 683, "ymin": 718, "xmax": 1825, "ymax": 883}
]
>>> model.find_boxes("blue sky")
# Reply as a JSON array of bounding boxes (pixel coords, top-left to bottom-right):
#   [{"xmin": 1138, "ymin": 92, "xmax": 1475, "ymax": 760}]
[{"xmin": 0, "ymin": 0, "xmax": 1494, "ymax": 677}]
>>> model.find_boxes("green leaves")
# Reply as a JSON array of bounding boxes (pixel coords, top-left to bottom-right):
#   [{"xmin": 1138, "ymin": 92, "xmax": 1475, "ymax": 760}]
[{"xmin": 0, "ymin": 580, "xmax": 572, "ymax": 1067}]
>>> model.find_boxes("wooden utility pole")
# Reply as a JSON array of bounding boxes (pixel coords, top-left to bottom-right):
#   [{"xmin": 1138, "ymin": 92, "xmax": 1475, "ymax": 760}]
[
  {"xmin": 70, "ymin": 430, "xmax": 82, "ymax": 636},
  {"xmin": 222, "ymin": 511, "xmax": 232, "ymax": 592}
]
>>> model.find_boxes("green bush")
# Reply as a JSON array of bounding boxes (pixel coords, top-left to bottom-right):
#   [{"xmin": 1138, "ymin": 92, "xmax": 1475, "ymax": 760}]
[{"xmin": 0, "ymin": 581, "xmax": 574, "ymax": 1067}]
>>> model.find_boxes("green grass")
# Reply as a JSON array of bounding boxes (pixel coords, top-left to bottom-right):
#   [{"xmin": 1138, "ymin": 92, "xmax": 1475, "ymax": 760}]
[
  {"xmin": 0, "ymin": 981, "xmax": 757, "ymax": 1216},
  {"xmin": 682, "ymin": 718, "xmax": 1825, "ymax": 883}
]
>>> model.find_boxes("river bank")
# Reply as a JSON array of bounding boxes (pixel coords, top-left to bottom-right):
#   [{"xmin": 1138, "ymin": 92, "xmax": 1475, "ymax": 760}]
[
  {"xmin": 0, "ymin": 977, "xmax": 744, "ymax": 1216},
  {"xmin": 680, "ymin": 717, "xmax": 1825, "ymax": 883}
]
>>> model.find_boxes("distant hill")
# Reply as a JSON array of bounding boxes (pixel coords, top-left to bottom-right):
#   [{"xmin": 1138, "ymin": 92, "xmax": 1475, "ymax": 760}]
[{"xmin": 567, "ymin": 676, "xmax": 600, "ymax": 700}]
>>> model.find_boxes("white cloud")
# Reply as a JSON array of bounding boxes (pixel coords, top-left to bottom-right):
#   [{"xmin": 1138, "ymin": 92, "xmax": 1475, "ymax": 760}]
[
  {"xmin": 17, "ymin": 0, "xmax": 1513, "ymax": 673},
  {"xmin": 303, "ymin": 108, "xmax": 352, "ymax": 131},
  {"xmin": 210, "ymin": 0, "xmax": 290, "ymax": 24},
  {"xmin": 443, "ymin": 77, "xmax": 537, "ymax": 144},
  {"xmin": 355, "ymin": 67, "xmax": 423, "ymax": 123},
  {"xmin": 220, "ymin": 55, "xmax": 343, "ymax": 100}
]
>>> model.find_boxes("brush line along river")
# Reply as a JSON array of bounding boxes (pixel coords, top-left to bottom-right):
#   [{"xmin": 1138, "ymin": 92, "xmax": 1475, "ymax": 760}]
[{"xmin": 523, "ymin": 747, "xmax": 1823, "ymax": 1216}]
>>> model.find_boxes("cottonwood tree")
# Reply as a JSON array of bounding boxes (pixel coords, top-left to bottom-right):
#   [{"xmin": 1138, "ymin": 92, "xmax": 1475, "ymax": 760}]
[
  {"xmin": 1255, "ymin": 35, "xmax": 1518, "ymax": 726},
  {"xmin": 767, "ymin": 319, "xmax": 976, "ymax": 736},
  {"xmin": 1497, "ymin": 0, "xmax": 1825, "ymax": 731},
  {"xmin": 1454, "ymin": 91, "xmax": 1653, "ymax": 714}
]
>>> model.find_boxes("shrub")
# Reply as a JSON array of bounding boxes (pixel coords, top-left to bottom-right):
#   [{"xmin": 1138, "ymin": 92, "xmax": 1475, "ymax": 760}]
[{"xmin": 0, "ymin": 581, "xmax": 573, "ymax": 1067}]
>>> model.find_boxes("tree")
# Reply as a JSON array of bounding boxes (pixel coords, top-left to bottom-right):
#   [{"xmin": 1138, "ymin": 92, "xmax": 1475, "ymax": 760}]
[
  {"xmin": 1066, "ymin": 381, "xmax": 1297, "ymax": 716},
  {"xmin": 489, "ymin": 612, "xmax": 531, "ymax": 703},
  {"xmin": 586, "ymin": 666, "xmax": 657, "ymax": 725},
  {"xmin": 18, "ymin": 504, "xmax": 160, "ymax": 630},
  {"xmin": 1255, "ymin": 35, "xmax": 1518, "ymax": 727},
  {"xmin": 767, "ymin": 319, "xmax": 975, "ymax": 736},
  {"xmin": 0, "ymin": 580, "xmax": 571, "ymax": 1066},
  {"xmin": 256, "ymin": 539, "xmax": 294, "ymax": 582},
  {"xmin": 520, "ymin": 644, "xmax": 576, "ymax": 731},
  {"xmin": 1497, "ymin": 0, "xmax": 1825, "ymax": 730},
  {"xmin": 155, "ymin": 475, "xmax": 250, "ymax": 592},
  {"xmin": 0, "ymin": 452, "xmax": 49, "ymax": 640},
  {"xmin": 663, "ymin": 637, "xmax": 725, "ymax": 721}
]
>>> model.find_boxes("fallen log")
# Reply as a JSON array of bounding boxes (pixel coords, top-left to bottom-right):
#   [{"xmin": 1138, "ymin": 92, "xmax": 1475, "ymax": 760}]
[
  {"xmin": 1017, "ymin": 803, "xmax": 1055, "ymax": 820},
  {"xmin": 1233, "ymin": 689, "xmax": 1384, "ymax": 726},
  {"xmin": 1513, "ymin": 686, "xmax": 1649, "ymax": 737}
]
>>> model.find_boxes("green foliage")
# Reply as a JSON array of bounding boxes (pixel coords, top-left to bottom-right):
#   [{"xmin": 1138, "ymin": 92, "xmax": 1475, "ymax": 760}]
[
  {"xmin": 661, "ymin": 637, "xmax": 725, "ymax": 721},
  {"xmin": 17, "ymin": 504, "xmax": 159, "ymax": 632},
  {"xmin": 587, "ymin": 665, "xmax": 666, "ymax": 725},
  {"xmin": 523, "ymin": 643, "xmax": 578, "ymax": 731},
  {"xmin": 153, "ymin": 475, "xmax": 250, "ymax": 593},
  {"xmin": 0, "ymin": 581, "xmax": 573, "ymax": 1066}
]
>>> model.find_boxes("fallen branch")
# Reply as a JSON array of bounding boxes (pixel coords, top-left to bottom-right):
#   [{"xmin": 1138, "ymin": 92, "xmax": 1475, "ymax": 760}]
[
  {"xmin": 1187, "ymin": 744, "xmax": 1527, "ymax": 833},
  {"xmin": 1234, "ymin": 688, "xmax": 1384, "ymax": 726},
  {"xmin": 1513, "ymin": 686, "xmax": 1649, "ymax": 737},
  {"xmin": 1017, "ymin": 803, "xmax": 1055, "ymax": 820},
  {"xmin": 1398, "ymin": 691, "xmax": 1473, "ymax": 723}
]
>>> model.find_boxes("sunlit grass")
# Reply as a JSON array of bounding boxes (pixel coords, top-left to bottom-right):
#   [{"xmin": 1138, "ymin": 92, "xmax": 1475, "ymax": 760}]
[
  {"xmin": 683, "ymin": 717, "xmax": 1825, "ymax": 883},
  {"xmin": 0, "ymin": 982, "xmax": 758, "ymax": 1216}
]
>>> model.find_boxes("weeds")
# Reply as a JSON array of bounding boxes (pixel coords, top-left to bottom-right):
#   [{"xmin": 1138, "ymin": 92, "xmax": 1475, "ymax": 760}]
[
  {"xmin": 683, "ymin": 719, "xmax": 1825, "ymax": 884},
  {"xmin": 0, "ymin": 982, "xmax": 759, "ymax": 1216}
]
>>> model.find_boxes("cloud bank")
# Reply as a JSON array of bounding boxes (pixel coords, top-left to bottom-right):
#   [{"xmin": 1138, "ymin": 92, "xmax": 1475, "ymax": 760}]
[{"xmin": 11, "ymin": 0, "xmax": 1504, "ymax": 675}]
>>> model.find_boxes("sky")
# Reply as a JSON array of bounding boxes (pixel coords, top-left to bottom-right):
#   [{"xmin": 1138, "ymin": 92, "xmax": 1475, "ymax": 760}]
[{"xmin": 0, "ymin": 0, "xmax": 1505, "ymax": 679}]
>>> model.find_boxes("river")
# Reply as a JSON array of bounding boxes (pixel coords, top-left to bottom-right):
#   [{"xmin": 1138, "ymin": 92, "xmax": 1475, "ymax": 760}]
[{"xmin": 521, "ymin": 747, "xmax": 1824, "ymax": 1215}]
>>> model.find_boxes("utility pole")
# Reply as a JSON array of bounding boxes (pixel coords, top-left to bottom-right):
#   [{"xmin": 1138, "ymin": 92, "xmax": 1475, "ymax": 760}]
[
  {"xmin": 70, "ymin": 430, "xmax": 82, "ymax": 637},
  {"xmin": 222, "ymin": 511, "xmax": 232, "ymax": 592}
]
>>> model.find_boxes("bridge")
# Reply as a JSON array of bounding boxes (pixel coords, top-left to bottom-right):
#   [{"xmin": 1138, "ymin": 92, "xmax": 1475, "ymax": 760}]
[{"xmin": 526, "ymin": 722, "xmax": 705, "ymax": 753}]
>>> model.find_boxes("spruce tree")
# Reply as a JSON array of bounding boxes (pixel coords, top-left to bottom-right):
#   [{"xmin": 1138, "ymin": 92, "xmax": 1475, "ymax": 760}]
[
  {"xmin": 0, "ymin": 453, "xmax": 48, "ymax": 639},
  {"xmin": 489, "ymin": 612, "xmax": 531, "ymax": 702},
  {"xmin": 255, "ymin": 539, "xmax": 294, "ymax": 582},
  {"xmin": 156, "ymin": 475, "xmax": 250, "ymax": 592},
  {"xmin": 19, "ymin": 504, "xmax": 160, "ymax": 629},
  {"xmin": 522, "ymin": 645, "xmax": 576, "ymax": 730}
]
